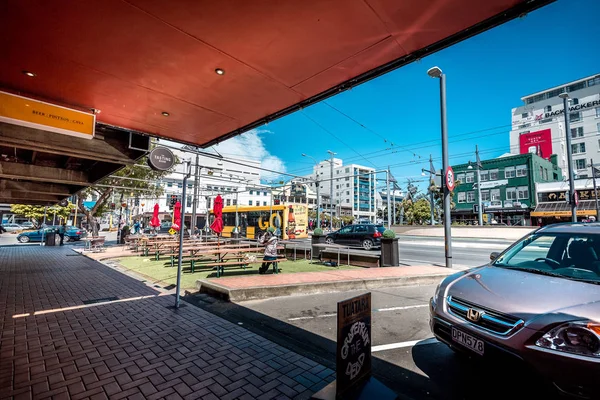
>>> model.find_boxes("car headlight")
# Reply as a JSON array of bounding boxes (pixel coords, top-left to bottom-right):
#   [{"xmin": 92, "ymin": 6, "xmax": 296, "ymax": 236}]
[{"xmin": 536, "ymin": 321, "xmax": 600, "ymax": 358}]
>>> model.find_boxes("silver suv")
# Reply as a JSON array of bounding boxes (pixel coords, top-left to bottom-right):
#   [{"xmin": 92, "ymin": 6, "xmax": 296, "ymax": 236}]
[{"xmin": 430, "ymin": 223, "xmax": 600, "ymax": 398}]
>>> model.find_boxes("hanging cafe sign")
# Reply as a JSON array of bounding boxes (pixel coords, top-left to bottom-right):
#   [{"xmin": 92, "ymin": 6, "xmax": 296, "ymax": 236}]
[
  {"xmin": 148, "ymin": 147, "xmax": 175, "ymax": 171},
  {"xmin": 545, "ymin": 100, "xmax": 600, "ymax": 118}
]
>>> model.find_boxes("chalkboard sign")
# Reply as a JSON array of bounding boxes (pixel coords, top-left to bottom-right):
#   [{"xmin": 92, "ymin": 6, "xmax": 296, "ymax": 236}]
[{"xmin": 336, "ymin": 292, "xmax": 372, "ymax": 396}]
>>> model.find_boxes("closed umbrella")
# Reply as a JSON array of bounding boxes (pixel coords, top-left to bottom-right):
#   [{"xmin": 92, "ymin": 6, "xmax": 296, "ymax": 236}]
[
  {"xmin": 210, "ymin": 195, "xmax": 224, "ymax": 235},
  {"xmin": 172, "ymin": 201, "xmax": 181, "ymax": 231},
  {"xmin": 150, "ymin": 204, "xmax": 160, "ymax": 229}
]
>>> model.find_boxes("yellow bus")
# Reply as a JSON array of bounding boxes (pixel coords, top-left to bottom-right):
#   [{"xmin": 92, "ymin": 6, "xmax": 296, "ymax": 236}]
[{"xmin": 211, "ymin": 203, "xmax": 308, "ymax": 240}]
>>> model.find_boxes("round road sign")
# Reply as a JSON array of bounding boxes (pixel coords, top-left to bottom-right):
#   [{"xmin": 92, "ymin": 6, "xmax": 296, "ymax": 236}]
[{"xmin": 445, "ymin": 166, "xmax": 455, "ymax": 192}]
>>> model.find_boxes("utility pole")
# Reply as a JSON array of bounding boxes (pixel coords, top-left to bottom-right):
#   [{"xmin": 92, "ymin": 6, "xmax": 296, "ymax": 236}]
[
  {"xmin": 175, "ymin": 161, "xmax": 191, "ymax": 309},
  {"xmin": 475, "ymin": 145, "xmax": 483, "ymax": 226},
  {"xmin": 591, "ymin": 159, "xmax": 600, "ymax": 220},
  {"xmin": 191, "ymin": 153, "xmax": 200, "ymax": 234},
  {"xmin": 327, "ymin": 150, "xmax": 336, "ymax": 230},
  {"xmin": 315, "ymin": 173, "xmax": 320, "ymax": 229},
  {"xmin": 386, "ymin": 168, "xmax": 392, "ymax": 230},
  {"xmin": 428, "ymin": 155, "xmax": 435, "ymax": 225},
  {"xmin": 560, "ymin": 92, "xmax": 577, "ymax": 222}
]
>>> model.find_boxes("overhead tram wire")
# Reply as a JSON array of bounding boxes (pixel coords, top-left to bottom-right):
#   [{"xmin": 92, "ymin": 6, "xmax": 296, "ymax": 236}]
[{"xmin": 300, "ymin": 110, "xmax": 379, "ymax": 168}]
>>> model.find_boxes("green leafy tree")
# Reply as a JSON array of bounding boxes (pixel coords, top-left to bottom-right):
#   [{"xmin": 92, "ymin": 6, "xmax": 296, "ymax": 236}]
[
  {"xmin": 10, "ymin": 203, "xmax": 75, "ymax": 226},
  {"xmin": 400, "ymin": 198, "xmax": 432, "ymax": 225},
  {"xmin": 78, "ymin": 155, "xmax": 174, "ymax": 236}
]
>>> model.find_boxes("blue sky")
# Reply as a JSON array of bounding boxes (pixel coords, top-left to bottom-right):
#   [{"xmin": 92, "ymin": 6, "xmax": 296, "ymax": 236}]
[{"xmin": 219, "ymin": 0, "xmax": 600, "ymax": 191}]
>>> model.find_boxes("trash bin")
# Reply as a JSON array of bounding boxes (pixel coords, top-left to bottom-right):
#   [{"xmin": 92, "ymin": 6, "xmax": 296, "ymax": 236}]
[
  {"xmin": 231, "ymin": 231, "xmax": 240, "ymax": 245},
  {"xmin": 44, "ymin": 230, "xmax": 57, "ymax": 246}
]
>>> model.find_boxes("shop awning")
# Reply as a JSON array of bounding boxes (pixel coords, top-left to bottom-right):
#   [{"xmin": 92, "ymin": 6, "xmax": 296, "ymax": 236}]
[{"xmin": 531, "ymin": 201, "xmax": 598, "ymax": 217}]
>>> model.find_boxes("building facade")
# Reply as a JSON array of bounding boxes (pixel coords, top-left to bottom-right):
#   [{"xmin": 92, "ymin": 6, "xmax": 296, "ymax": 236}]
[
  {"xmin": 304, "ymin": 159, "xmax": 377, "ymax": 221},
  {"xmin": 451, "ymin": 153, "xmax": 562, "ymax": 225},
  {"xmin": 510, "ymin": 74, "xmax": 600, "ymax": 179},
  {"xmin": 533, "ymin": 179, "xmax": 600, "ymax": 224}
]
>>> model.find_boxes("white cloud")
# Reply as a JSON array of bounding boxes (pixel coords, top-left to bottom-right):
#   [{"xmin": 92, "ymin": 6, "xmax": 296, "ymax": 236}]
[{"xmin": 211, "ymin": 129, "xmax": 286, "ymax": 182}]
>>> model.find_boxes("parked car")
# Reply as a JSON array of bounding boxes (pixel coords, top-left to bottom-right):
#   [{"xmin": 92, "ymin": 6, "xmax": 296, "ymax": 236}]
[
  {"xmin": 430, "ymin": 223, "xmax": 600, "ymax": 398},
  {"xmin": 2, "ymin": 223, "xmax": 24, "ymax": 233},
  {"xmin": 17, "ymin": 226, "xmax": 87, "ymax": 243},
  {"xmin": 19, "ymin": 221, "xmax": 36, "ymax": 229},
  {"xmin": 325, "ymin": 224, "xmax": 385, "ymax": 250}
]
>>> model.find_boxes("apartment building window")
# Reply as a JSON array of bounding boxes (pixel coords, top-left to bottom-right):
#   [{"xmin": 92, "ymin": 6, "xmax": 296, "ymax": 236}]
[
  {"xmin": 345, "ymin": 168, "xmax": 350, "ymax": 173},
  {"xmin": 226, "ymin": 199, "xmax": 231, "ymax": 206},
  {"xmin": 572, "ymin": 143, "xmax": 586, "ymax": 154},
  {"xmin": 167, "ymin": 182, "xmax": 173, "ymax": 188},
  {"xmin": 249, "ymin": 200, "xmax": 253, "ymax": 205},
  {"xmin": 346, "ymin": 183, "xmax": 350, "ymax": 187},
  {"xmin": 505, "ymin": 166, "xmax": 516, "ymax": 178},
  {"xmin": 346, "ymin": 199, "xmax": 350, "ymax": 203},
  {"xmin": 571, "ymin": 127, "xmax": 584, "ymax": 138},
  {"xmin": 465, "ymin": 173, "xmax": 475, "ymax": 183},
  {"xmin": 588, "ymin": 77, "xmax": 600, "ymax": 87},
  {"xmin": 544, "ymin": 169, "xmax": 549, "ymax": 180},
  {"xmin": 458, "ymin": 192, "xmax": 466, "ymax": 203},
  {"xmin": 336, "ymin": 185, "xmax": 339, "ymax": 189},
  {"xmin": 572, "ymin": 98, "xmax": 579, "ymax": 105},
  {"xmin": 249, "ymin": 190, "xmax": 253, "ymax": 195},
  {"xmin": 345, "ymin": 177, "xmax": 349, "ymax": 181},
  {"xmin": 457, "ymin": 173, "xmax": 465, "ymax": 183},
  {"xmin": 263, "ymin": 201, "xmax": 267, "ymax": 206},
  {"xmin": 545, "ymin": 105, "xmax": 552, "ymax": 113},
  {"xmin": 491, "ymin": 189, "xmax": 501, "ymax": 201},
  {"xmin": 467, "ymin": 191, "xmax": 475, "ymax": 203},
  {"xmin": 256, "ymin": 203, "xmax": 260, "ymax": 207},
  {"xmin": 346, "ymin": 191, "xmax": 350, "ymax": 195},
  {"xmin": 337, "ymin": 170, "xmax": 340, "ymax": 174},
  {"xmin": 506, "ymin": 188, "xmax": 517, "ymax": 201},
  {"xmin": 263, "ymin": 192, "xmax": 267, "ymax": 196},
  {"xmin": 481, "ymin": 190, "xmax": 490, "ymax": 201},
  {"xmin": 596, "ymin": 107, "xmax": 600, "ymax": 118},
  {"xmin": 516, "ymin": 165, "xmax": 528, "ymax": 177},
  {"xmin": 490, "ymin": 169, "xmax": 500, "ymax": 180},
  {"xmin": 233, "ymin": 199, "xmax": 237, "ymax": 205},
  {"xmin": 480, "ymin": 170, "xmax": 489, "ymax": 181},
  {"xmin": 517, "ymin": 186, "xmax": 529, "ymax": 200},
  {"xmin": 568, "ymin": 82, "xmax": 586, "ymax": 92},
  {"xmin": 576, "ymin": 159, "xmax": 586, "ymax": 170},
  {"xmin": 521, "ymin": 112, "xmax": 529, "ymax": 118},
  {"xmin": 570, "ymin": 112, "xmax": 582, "ymax": 123}
]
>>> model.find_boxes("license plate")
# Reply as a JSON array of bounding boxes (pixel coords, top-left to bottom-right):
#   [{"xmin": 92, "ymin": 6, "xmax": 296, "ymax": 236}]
[{"xmin": 451, "ymin": 327, "xmax": 485, "ymax": 355}]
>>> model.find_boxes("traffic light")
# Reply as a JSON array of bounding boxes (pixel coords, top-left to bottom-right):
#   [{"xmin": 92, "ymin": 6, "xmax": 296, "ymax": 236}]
[
  {"xmin": 169, "ymin": 194, "xmax": 178, "ymax": 210},
  {"xmin": 110, "ymin": 202, "xmax": 116, "ymax": 210}
]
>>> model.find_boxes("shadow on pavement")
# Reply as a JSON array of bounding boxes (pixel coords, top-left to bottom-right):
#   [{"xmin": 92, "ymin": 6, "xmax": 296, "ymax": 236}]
[{"xmin": 182, "ymin": 292, "xmax": 565, "ymax": 400}]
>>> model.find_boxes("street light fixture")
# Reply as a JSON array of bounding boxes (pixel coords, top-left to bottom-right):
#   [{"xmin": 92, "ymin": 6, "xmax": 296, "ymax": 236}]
[
  {"xmin": 427, "ymin": 66, "xmax": 452, "ymax": 268},
  {"xmin": 559, "ymin": 92, "xmax": 577, "ymax": 222}
]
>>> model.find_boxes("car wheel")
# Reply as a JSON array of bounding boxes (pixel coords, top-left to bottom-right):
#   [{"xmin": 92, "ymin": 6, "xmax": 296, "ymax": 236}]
[
  {"xmin": 362, "ymin": 239, "xmax": 373, "ymax": 250},
  {"xmin": 326, "ymin": 237, "xmax": 334, "ymax": 245},
  {"xmin": 18, "ymin": 236, "xmax": 30, "ymax": 243}
]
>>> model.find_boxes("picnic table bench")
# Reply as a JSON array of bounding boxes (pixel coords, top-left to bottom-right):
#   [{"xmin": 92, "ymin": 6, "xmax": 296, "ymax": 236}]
[
  {"xmin": 81, "ymin": 236, "xmax": 106, "ymax": 252},
  {"xmin": 184, "ymin": 246, "xmax": 285, "ymax": 277}
]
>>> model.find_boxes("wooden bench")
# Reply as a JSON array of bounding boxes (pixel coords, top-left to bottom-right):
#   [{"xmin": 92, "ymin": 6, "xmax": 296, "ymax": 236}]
[{"xmin": 189, "ymin": 256, "xmax": 287, "ymax": 277}]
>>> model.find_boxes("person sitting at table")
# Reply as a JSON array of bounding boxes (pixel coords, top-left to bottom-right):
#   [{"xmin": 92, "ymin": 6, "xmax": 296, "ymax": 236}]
[{"xmin": 258, "ymin": 227, "xmax": 278, "ymax": 274}]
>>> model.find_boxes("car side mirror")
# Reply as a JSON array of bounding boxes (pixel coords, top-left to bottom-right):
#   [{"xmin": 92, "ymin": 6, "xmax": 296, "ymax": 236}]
[{"xmin": 490, "ymin": 252, "xmax": 500, "ymax": 262}]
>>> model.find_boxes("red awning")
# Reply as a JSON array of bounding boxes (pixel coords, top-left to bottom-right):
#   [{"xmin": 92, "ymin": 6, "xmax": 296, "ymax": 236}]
[{"xmin": 0, "ymin": 0, "xmax": 552, "ymax": 147}]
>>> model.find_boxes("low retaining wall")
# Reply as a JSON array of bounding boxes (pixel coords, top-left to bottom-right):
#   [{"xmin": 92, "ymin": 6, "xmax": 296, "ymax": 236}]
[{"xmin": 392, "ymin": 226, "xmax": 535, "ymax": 240}]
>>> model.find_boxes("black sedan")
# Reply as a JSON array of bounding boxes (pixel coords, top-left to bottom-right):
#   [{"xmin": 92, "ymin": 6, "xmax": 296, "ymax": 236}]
[{"xmin": 325, "ymin": 224, "xmax": 385, "ymax": 250}]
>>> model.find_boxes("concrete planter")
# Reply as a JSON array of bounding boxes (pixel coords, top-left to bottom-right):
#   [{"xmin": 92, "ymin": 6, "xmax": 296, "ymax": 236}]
[
  {"xmin": 311, "ymin": 235, "xmax": 326, "ymax": 259},
  {"xmin": 380, "ymin": 237, "xmax": 399, "ymax": 267}
]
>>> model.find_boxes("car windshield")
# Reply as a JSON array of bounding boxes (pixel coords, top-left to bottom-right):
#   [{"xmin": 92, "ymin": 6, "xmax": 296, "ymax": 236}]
[{"xmin": 493, "ymin": 232, "xmax": 600, "ymax": 284}]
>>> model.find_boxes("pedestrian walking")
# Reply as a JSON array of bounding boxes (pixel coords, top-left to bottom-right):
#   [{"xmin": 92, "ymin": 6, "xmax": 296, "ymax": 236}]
[
  {"xmin": 258, "ymin": 227, "xmax": 278, "ymax": 274},
  {"xmin": 58, "ymin": 223, "xmax": 66, "ymax": 246}
]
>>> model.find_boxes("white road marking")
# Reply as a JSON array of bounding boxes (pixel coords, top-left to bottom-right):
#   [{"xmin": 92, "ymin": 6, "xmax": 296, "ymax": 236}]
[
  {"xmin": 372, "ymin": 337, "xmax": 438, "ymax": 352},
  {"xmin": 375, "ymin": 304, "xmax": 429, "ymax": 312},
  {"xmin": 288, "ymin": 304, "xmax": 429, "ymax": 321},
  {"xmin": 401, "ymin": 240, "xmax": 508, "ymax": 249}
]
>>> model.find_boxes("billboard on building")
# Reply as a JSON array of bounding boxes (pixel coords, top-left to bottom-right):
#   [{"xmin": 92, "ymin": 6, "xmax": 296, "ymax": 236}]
[{"xmin": 519, "ymin": 129, "xmax": 552, "ymax": 160}]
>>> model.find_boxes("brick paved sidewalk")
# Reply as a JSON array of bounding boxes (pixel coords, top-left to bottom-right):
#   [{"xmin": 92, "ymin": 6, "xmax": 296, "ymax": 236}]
[{"xmin": 0, "ymin": 247, "xmax": 335, "ymax": 400}]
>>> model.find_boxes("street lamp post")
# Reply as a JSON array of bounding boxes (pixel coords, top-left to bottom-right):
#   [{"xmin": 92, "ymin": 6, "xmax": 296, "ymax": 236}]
[
  {"xmin": 428, "ymin": 66, "xmax": 452, "ymax": 268},
  {"xmin": 302, "ymin": 153, "xmax": 321, "ymax": 230},
  {"xmin": 175, "ymin": 160, "xmax": 191, "ymax": 309},
  {"xmin": 560, "ymin": 92, "xmax": 577, "ymax": 222}
]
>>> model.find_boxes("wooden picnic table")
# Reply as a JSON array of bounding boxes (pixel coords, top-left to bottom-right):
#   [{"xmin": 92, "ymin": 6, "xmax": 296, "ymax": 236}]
[{"xmin": 185, "ymin": 246, "xmax": 285, "ymax": 276}]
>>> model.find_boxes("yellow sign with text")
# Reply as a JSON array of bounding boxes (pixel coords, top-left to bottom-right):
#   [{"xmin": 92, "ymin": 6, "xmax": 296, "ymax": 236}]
[
  {"xmin": 531, "ymin": 210, "xmax": 596, "ymax": 217},
  {"xmin": 0, "ymin": 91, "xmax": 95, "ymax": 139}
]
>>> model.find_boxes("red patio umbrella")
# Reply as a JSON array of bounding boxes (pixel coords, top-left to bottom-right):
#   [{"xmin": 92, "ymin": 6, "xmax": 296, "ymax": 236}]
[
  {"xmin": 150, "ymin": 204, "xmax": 160, "ymax": 228},
  {"xmin": 210, "ymin": 195, "xmax": 224, "ymax": 235},
  {"xmin": 172, "ymin": 201, "xmax": 181, "ymax": 231}
]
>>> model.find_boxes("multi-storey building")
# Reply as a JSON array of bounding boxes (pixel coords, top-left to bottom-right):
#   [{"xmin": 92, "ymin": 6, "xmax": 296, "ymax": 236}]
[
  {"xmin": 451, "ymin": 153, "xmax": 562, "ymax": 225},
  {"xmin": 509, "ymin": 74, "xmax": 600, "ymax": 179},
  {"xmin": 304, "ymin": 159, "xmax": 377, "ymax": 222}
]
